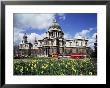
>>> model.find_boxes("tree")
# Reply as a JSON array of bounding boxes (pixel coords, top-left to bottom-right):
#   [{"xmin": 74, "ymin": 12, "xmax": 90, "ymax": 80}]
[
  {"xmin": 88, "ymin": 34, "xmax": 97, "ymax": 59},
  {"xmin": 94, "ymin": 35, "xmax": 97, "ymax": 58}
]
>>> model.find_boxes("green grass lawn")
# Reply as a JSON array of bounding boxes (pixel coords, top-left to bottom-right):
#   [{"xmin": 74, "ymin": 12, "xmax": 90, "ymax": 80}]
[{"xmin": 13, "ymin": 57, "xmax": 97, "ymax": 75}]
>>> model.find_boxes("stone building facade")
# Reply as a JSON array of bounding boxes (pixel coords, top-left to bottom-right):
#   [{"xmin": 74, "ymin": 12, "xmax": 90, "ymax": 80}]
[{"xmin": 17, "ymin": 19, "xmax": 88, "ymax": 57}]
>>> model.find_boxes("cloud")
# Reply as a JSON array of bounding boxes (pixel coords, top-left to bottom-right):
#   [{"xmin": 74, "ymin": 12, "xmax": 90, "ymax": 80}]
[
  {"xmin": 16, "ymin": 32, "xmax": 47, "ymax": 45},
  {"xmin": 74, "ymin": 28, "xmax": 93, "ymax": 39},
  {"xmin": 58, "ymin": 13, "xmax": 66, "ymax": 20},
  {"xmin": 92, "ymin": 32, "xmax": 97, "ymax": 39},
  {"xmin": 14, "ymin": 27, "xmax": 25, "ymax": 45},
  {"xmin": 59, "ymin": 16, "xmax": 66, "ymax": 20},
  {"xmin": 14, "ymin": 13, "xmax": 56, "ymax": 30},
  {"xmin": 64, "ymin": 32, "xmax": 73, "ymax": 39},
  {"xmin": 14, "ymin": 13, "xmax": 66, "ymax": 30},
  {"xmin": 74, "ymin": 28, "xmax": 97, "ymax": 49},
  {"xmin": 88, "ymin": 33, "xmax": 97, "ymax": 49},
  {"xmin": 14, "ymin": 27, "xmax": 45, "ymax": 44},
  {"xmin": 28, "ymin": 33, "xmax": 46, "ymax": 44}
]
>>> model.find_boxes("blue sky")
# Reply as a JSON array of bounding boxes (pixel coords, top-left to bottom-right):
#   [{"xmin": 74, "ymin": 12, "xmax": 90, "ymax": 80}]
[
  {"xmin": 56, "ymin": 13, "xmax": 97, "ymax": 38},
  {"xmin": 14, "ymin": 13, "xmax": 97, "ymax": 47}
]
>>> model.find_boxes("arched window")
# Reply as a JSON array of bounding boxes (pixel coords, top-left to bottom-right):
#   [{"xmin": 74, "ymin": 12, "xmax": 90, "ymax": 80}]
[
  {"xmin": 81, "ymin": 42, "xmax": 82, "ymax": 46},
  {"xmin": 70, "ymin": 42, "xmax": 72, "ymax": 46},
  {"xmin": 76, "ymin": 41, "xmax": 78, "ymax": 46}
]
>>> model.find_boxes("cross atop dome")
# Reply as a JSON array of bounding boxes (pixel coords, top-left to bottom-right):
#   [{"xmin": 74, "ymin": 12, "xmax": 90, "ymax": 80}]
[{"xmin": 53, "ymin": 18, "xmax": 57, "ymax": 23}]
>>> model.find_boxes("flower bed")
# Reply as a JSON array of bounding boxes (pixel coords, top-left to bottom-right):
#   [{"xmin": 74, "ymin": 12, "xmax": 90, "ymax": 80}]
[{"xmin": 13, "ymin": 57, "xmax": 96, "ymax": 75}]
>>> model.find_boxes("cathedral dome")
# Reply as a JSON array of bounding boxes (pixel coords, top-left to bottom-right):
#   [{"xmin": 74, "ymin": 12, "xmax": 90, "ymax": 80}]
[{"xmin": 48, "ymin": 19, "xmax": 61, "ymax": 30}]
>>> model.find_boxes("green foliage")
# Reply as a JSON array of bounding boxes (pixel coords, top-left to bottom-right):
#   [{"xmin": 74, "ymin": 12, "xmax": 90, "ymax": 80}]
[{"xmin": 13, "ymin": 58, "xmax": 97, "ymax": 75}]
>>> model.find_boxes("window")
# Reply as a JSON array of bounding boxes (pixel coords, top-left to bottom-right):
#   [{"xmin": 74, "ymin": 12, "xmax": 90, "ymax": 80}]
[
  {"xmin": 70, "ymin": 42, "xmax": 72, "ymax": 46},
  {"xmin": 20, "ymin": 45, "xmax": 22, "ymax": 48},
  {"xmin": 76, "ymin": 41, "xmax": 78, "ymax": 46},
  {"xmin": 81, "ymin": 42, "xmax": 82, "ymax": 46}
]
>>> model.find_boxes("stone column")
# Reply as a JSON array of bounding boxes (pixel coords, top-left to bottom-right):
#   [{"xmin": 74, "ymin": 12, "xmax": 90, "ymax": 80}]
[
  {"xmin": 58, "ymin": 32, "xmax": 59, "ymax": 37},
  {"xmin": 57, "ymin": 32, "xmax": 58, "ymax": 37},
  {"xmin": 54, "ymin": 32, "xmax": 55, "ymax": 37}
]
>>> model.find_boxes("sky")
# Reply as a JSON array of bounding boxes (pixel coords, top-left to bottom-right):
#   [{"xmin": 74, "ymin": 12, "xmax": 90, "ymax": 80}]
[{"xmin": 14, "ymin": 13, "xmax": 97, "ymax": 48}]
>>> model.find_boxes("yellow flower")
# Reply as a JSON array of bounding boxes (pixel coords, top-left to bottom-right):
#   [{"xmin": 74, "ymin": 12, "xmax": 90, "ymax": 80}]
[
  {"xmin": 72, "ymin": 67, "xmax": 75, "ymax": 70},
  {"xmin": 72, "ymin": 67, "xmax": 76, "ymax": 73},
  {"xmin": 33, "ymin": 60, "xmax": 37, "ymax": 62},
  {"xmin": 67, "ymin": 62, "xmax": 70, "ymax": 65},
  {"xmin": 29, "ymin": 63, "xmax": 31, "ymax": 66},
  {"xmin": 42, "ymin": 64, "xmax": 48, "ymax": 69},
  {"xmin": 26, "ymin": 68, "xmax": 28, "ymax": 71},
  {"xmin": 65, "ymin": 65, "xmax": 68, "ymax": 68},
  {"xmin": 20, "ymin": 67, "xmax": 23, "ymax": 72},
  {"xmin": 61, "ymin": 73, "xmax": 64, "ymax": 75},
  {"xmin": 47, "ymin": 62, "xmax": 49, "ymax": 64},
  {"xmin": 89, "ymin": 72, "xmax": 92, "ymax": 75},
  {"xmin": 51, "ymin": 64, "xmax": 53, "ymax": 66},
  {"xmin": 31, "ymin": 67, "xmax": 34, "ymax": 70},
  {"xmin": 80, "ymin": 74, "xmax": 83, "ymax": 76},
  {"xmin": 58, "ymin": 64, "xmax": 60, "ymax": 66},
  {"xmin": 41, "ymin": 71, "xmax": 44, "ymax": 74},
  {"xmin": 16, "ymin": 67, "xmax": 18, "ymax": 70},
  {"xmin": 34, "ymin": 64, "xmax": 36, "ymax": 68}
]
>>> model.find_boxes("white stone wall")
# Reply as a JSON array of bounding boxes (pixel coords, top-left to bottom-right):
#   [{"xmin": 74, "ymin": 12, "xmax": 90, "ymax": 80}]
[
  {"xmin": 19, "ymin": 44, "xmax": 30, "ymax": 49},
  {"xmin": 33, "ymin": 44, "xmax": 38, "ymax": 49},
  {"xmin": 19, "ymin": 38, "xmax": 87, "ymax": 50},
  {"xmin": 65, "ymin": 39, "xmax": 87, "ymax": 47}
]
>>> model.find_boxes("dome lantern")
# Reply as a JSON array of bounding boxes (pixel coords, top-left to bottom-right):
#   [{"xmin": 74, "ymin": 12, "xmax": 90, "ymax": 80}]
[{"xmin": 48, "ymin": 18, "xmax": 62, "ymax": 31}]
